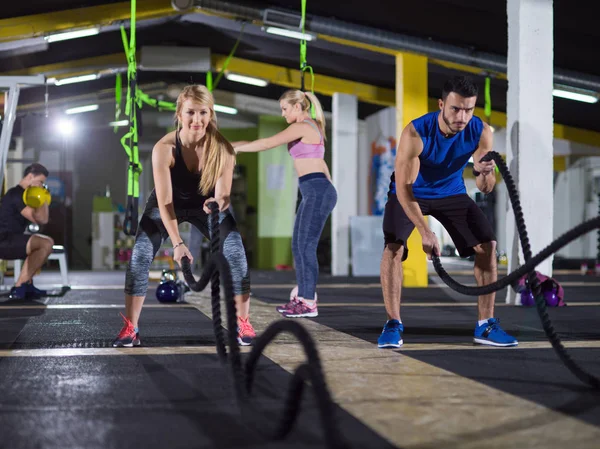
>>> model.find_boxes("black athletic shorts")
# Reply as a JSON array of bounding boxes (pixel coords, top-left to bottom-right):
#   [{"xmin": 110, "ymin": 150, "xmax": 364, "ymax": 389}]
[
  {"xmin": 382, "ymin": 193, "xmax": 496, "ymax": 261},
  {"xmin": 0, "ymin": 233, "xmax": 31, "ymax": 260}
]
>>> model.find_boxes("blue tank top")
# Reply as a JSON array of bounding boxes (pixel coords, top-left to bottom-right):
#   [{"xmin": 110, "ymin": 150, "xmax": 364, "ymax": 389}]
[{"xmin": 389, "ymin": 111, "xmax": 483, "ymax": 199}]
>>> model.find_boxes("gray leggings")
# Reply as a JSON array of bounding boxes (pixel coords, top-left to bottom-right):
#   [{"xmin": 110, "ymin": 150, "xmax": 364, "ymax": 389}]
[{"xmin": 125, "ymin": 205, "xmax": 250, "ymax": 296}]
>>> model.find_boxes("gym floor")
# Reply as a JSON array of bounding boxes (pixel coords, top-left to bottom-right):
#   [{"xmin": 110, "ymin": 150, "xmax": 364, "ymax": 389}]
[{"xmin": 0, "ymin": 261, "xmax": 599, "ymax": 449}]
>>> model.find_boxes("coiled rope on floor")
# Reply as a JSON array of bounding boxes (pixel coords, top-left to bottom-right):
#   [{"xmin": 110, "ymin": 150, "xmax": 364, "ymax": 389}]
[
  {"xmin": 180, "ymin": 203, "xmax": 345, "ymax": 448},
  {"xmin": 432, "ymin": 150, "xmax": 600, "ymax": 389}
]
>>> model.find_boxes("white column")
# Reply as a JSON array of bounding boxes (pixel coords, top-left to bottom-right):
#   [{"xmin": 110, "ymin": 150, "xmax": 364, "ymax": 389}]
[
  {"xmin": 505, "ymin": 0, "xmax": 554, "ymax": 304},
  {"xmin": 331, "ymin": 93, "xmax": 358, "ymax": 276},
  {"xmin": 357, "ymin": 120, "xmax": 369, "ymax": 216}
]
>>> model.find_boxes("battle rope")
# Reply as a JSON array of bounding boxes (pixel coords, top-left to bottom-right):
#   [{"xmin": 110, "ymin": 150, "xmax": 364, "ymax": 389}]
[
  {"xmin": 432, "ymin": 150, "xmax": 600, "ymax": 389},
  {"xmin": 180, "ymin": 203, "xmax": 345, "ymax": 448}
]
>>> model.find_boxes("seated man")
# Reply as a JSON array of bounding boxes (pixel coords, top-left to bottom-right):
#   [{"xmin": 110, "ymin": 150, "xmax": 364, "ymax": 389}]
[{"xmin": 0, "ymin": 163, "xmax": 53, "ymax": 299}]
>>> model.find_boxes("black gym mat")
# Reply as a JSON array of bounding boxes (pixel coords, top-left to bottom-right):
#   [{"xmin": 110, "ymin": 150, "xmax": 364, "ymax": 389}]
[
  {"xmin": 0, "ymin": 308, "xmax": 216, "ymax": 349},
  {"xmin": 0, "ymin": 353, "xmax": 397, "ymax": 449}
]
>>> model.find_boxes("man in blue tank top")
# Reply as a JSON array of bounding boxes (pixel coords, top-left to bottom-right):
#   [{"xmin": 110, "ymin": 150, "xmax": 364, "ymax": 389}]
[{"xmin": 377, "ymin": 76, "xmax": 518, "ymax": 349}]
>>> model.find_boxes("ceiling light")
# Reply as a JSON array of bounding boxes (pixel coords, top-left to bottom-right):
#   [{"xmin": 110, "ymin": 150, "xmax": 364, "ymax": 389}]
[
  {"xmin": 552, "ymin": 87, "xmax": 598, "ymax": 104},
  {"xmin": 264, "ymin": 26, "xmax": 315, "ymax": 41},
  {"xmin": 49, "ymin": 74, "xmax": 99, "ymax": 86},
  {"xmin": 109, "ymin": 120, "xmax": 129, "ymax": 127},
  {"xmin": 44, "ymin": 28, "xmax": 100, "ymax": 43},
  {"xmin": 65, "ymin": 104, "xmax": 99, "ymax": 115},
  {"xmin": 57, "ymin": 119, "xmax": 74, "ymax": 136},
  {"xmin": 214, "ymin": 104, "xmax": 238, "ymax": 115},
  {"xmin": 225, "ymin": 73, "xmax": 269, "ymax": 87}
]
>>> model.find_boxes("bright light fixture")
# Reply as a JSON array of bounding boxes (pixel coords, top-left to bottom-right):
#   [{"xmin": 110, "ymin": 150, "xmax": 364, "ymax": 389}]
[
  {"xmin": 264, "ymin": 26, "xmax": 314, "ymax": 41},
  {"xmin": 225, "ymin": 73, "xmax": 269, "ymax": 87},
  {"xmin": 65, "ymin": 104, "xmax": 99, "ymax": 115},
  {"xmin": 44, "ymin": 28, "xmax": 100, "ymax": 43},
  {"xmin": 57, "ymin": 119, "xmax": 74, "ymax": 136},
  {"xmin": 109, "ymin": 120, "xmax": 129, "ymax": 127},
  {"xmin": 49, "ymin": 74, "xmax": 99, "ymax": 86},
  {"xmin": 552, "ymin": 88, "xmax": 598, "ymax": 104},
  {"xmin": 214, "ymin": 104, "xmax": 238, "ymax": 115}
]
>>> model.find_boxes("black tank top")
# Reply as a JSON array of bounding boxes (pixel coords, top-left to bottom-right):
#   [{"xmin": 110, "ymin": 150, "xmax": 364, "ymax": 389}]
[{"xmin": 150, "ymin": 133, "xmax": 212, "ymax": 209}]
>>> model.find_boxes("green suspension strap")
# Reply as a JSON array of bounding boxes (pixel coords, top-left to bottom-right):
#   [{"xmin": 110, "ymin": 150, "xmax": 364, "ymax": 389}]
[
  {"xmin": 203, "ymin": 22, "xmax": 246, "ymax": 94},
  {"xmin": 484, "ymin": 76, "xmax": 499, "ymax": 174},
  {"xmin": 138, "ymin": 91, "xmax": 176, "ymax": 111},
  {"xmin": 211, "ymin": 23, "xmax": 246, "ymax": 92},
  {"xmin": 484, "ymin": 76, "xmax": 492, "ymax": 121},
  {"xmin": 206, "ymin": 71, "xmax": 213, "ymax": 92},
  {"xmin": 119, "ymin": 0, "xmax": 142, "ymax": 236},
  {"xmin": 299, "ymin": 0, "xmax": 316, "ymax": 118},
  {"xmin": 116, "ymin": 1, "xmax": 246, "ymax": 236},
  {"xmin": 114, "ymin": 73, "xmax": 123, "ymax": 133},
  {"xmin": 136, "ymin": 22, "xmax": 247, "ymax": 112},
  {"xmin": 137, "ymin": 23, "xmax": 245, "ymax": 114}
]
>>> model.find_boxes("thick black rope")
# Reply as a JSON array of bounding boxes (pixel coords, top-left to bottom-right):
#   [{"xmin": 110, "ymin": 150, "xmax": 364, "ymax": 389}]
[
  {"xmin": 432, "ymin": 216, "xmax": 600, "ymax": 295},
  {"xmin": 432, "ymin": 151, "xmax": 600, "ymax": 389},
  {"xmin": 180, "ymin": 203, "xmax": 346, "ymax": 448}
]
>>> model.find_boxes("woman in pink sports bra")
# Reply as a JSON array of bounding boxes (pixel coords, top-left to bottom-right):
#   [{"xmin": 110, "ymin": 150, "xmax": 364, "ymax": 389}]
[{"xmin": 233, "ymin": 89, "xmax": 337, "ymax": 318}]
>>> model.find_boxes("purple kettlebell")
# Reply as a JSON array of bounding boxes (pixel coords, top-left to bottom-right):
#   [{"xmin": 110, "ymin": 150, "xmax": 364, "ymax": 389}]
[{"xmin": 520, "ymin": 290, "xmax": 536, "ymax": 307}]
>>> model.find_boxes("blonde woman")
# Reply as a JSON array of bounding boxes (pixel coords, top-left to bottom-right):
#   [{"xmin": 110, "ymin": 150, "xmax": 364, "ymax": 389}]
[
  {"xmin": 234, "ymin": 90, "xmax": 337, "ymax": 318},
  {"xmin": 113, "ymin": 85, "xmax": 255, "ymax": 347}
]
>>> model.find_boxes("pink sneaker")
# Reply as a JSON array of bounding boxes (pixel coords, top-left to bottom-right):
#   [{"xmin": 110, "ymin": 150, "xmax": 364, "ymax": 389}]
[
  {"xmin": 237, "ymin": 316, "xmax": 256, "ymax": 346},
  {"xmin": 276, "ymin": 296, "xmax": 300, "ymax": 313},
  {"xmin": 112, "ymin": 313, "xmax": 141, "ymax": 348},
  {"xmin": 280, "ymin": 300, "xmax": 318, "ymax": 318},
  {"xmin": 276, "ymin": 289, "xmax": 318, "ymax": 314}
]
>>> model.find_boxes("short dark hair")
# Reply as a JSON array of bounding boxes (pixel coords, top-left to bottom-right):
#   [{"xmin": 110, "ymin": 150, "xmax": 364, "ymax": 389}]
[
  {"xmin": 442, "ymin": 75, "xmax": 479, "ymax": 101},
  {"xmin": 23, "ymin": 163, "xmax": 49, "ymax": 178}
]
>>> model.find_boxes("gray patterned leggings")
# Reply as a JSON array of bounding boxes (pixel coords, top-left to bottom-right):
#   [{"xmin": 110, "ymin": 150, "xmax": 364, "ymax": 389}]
[{"xmin": 125, "ymin": 206, "xmax": 250, "ymax": 296}]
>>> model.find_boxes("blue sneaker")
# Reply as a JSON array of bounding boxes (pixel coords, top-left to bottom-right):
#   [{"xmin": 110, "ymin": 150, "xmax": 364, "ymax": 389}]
[
  {"xmin": 377, "ymin": 319, "xmax": 403, "ymax": 348},
  {"xmin": 25, "ymin": 281, "xmax": 47, "ymax": 298},
  {"xmin": 9, "ymin": 284, "xmax": 29, "ymax": 300},
  {"xmin": 474, "ymin": 318, "xmax": 518, "ymax": 347}
]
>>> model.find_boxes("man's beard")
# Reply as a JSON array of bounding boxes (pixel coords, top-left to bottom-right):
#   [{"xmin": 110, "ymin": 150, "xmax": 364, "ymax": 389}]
[{"xmin": 441, "ymin": 111, "xmax": 460, "ymax": 135}]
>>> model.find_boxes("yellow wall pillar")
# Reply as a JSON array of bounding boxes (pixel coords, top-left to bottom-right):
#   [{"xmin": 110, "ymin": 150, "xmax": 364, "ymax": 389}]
[{"xmin": 396, "ymin": 53, "xmax": 429, "ymax": 287}]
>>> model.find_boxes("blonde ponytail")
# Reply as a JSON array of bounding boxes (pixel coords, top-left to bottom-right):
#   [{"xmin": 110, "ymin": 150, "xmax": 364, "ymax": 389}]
[
  {"xmin": 279, "ymin": 89, "xmax": 326, "ymax": 139},
  {"xmin": 199, "ymin": 125, "xmax": 235, "ymax": 195},
  {"xmin": 303, "ymin": 91, "xmax": 326, "ymax": 138}
]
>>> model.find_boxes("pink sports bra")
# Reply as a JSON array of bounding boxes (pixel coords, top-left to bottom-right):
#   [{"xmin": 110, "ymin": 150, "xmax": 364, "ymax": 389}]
[{"xmin": 288, "ymin": 120, "xmax": 325, "ymax": 160}]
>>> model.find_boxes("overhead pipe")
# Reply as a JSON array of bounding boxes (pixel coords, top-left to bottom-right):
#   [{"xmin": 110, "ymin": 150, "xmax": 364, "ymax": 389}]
[{"xmin": 172, "ymin": 0, "xmax": 600, "ymax": 93}]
